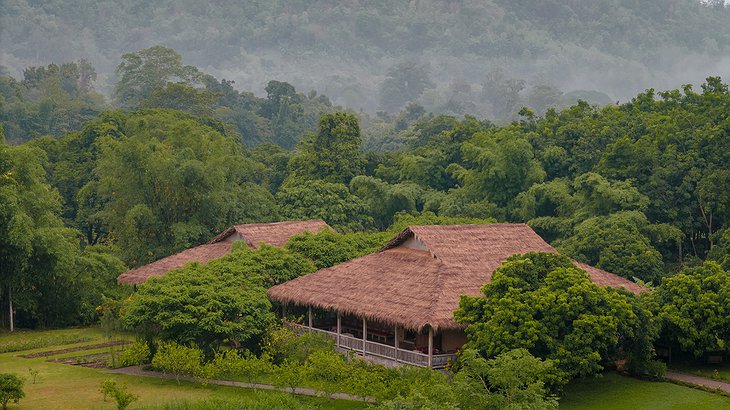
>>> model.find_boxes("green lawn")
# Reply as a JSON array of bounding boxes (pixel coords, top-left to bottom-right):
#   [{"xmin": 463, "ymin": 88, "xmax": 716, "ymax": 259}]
[
  {"xmin": 0, "ymin": 327, "xmax": 366, "ymax": 410},
  {"xmin": 560, "ymin": 372, "xmax": 730, "ymax": 409},
  {"xmin": 4, "ymin": 328, "xmax": 730, "ymax": 409}
]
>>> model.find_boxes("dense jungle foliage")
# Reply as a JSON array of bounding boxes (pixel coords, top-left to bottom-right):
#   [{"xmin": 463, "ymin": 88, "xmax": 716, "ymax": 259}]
[{"xmin": 1, "ymin": 42, "xmax": 729, "ymax": 408}]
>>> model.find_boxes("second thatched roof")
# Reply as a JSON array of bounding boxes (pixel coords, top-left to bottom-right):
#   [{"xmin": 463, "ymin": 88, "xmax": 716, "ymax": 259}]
[
  {"xmin": 267, "ymin": 224, "xmax": 647, "ymax": 331},
  {"xmin": 117, "ymin": 220, "xmax": 330, "ymax": 285}
]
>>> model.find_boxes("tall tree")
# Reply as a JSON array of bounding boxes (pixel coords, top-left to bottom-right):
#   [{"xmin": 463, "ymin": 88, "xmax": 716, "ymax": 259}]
[
  {"xmin": 115, "ymin": 46, "xmax": 202, "ymax": 107},
  {"xmin": 287, "ymin": 112, "xmax": 364, "ymax": 185}
]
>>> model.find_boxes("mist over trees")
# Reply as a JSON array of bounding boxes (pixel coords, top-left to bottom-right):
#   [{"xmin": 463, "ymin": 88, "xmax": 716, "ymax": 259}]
[{"xmin": 2, "ymin": 0, "xmax": 730, "ymax": 117}]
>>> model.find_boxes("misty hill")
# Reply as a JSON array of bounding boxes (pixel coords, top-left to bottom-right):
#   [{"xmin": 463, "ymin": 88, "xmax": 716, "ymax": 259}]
[{"xmin": 2, "ymin": 0, "xmax": 730, "ymax": 115}]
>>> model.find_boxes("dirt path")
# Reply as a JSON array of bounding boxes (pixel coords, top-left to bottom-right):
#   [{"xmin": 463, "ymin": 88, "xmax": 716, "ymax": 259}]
[
  {"xmin": 20, "ymin": 340, "xmax": 130, "ymax": 358},
  {"xmin": 665, "ymin": 371, "xmax": 730, "ymax": 393},
  {"xmin": 107, "ymin": 366, "xmax": 375, "ymax": 402}
]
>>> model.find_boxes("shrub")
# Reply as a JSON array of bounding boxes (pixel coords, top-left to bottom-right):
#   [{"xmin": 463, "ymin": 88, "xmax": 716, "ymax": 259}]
[
  {"xmin": 151, "ymin": 342, "xmax": 205, "ymax": 381},
  {"xmin": 303, "ymin": 350, "xmax": 350, "ymax": 398},
  {"xmin": 0, "ymin": 374, "xmax": 25, "ymax": 410},
  {"xmin": 119, "ymin": 341, "xmax": 152, "ymax": 367},
  {"xmin": 261, "ymin": 325, "xmax": 333, "ymax": 365},
  {"xmin": 99, "ymin": 379, "xmax": 138, "ymax": 410}
]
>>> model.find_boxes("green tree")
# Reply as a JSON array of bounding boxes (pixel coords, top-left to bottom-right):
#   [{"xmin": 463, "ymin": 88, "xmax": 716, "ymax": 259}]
[
  {"xmin": 87, "ymin": 110, "xmax": 277, "ymax": 265},
  {"xmin": 285, "ymin": 229, "xmax": 388, "ymax": 269},
  {"xmin": 123, "ymin": 256, "xmax": 275, "ymax": 350},
  {"xmin": 288, "ymin": 113, "xmax": 364, "ymax": 185},
  {"xmin": 0, "ymin": 374, "xmax": 24, "ymax": 410},
  {"xmin": 115, "ymin": 46, "xmax": 202, "ymax": 107},
  {"xmin": 453, "ymin": 349, "xmax": 559, "ymax": 409},
  {"xmin": 276, "ymin": 179, "xmax": 373, "ymax": 232},
  {"xmin": 557, "ymin": 211, "xmax": 681, "ymax": 283},
  {"xmin": 455, "ymin": 252, "xmax": 659, "ymax": 380},
  {"xmin": 140, "ymin": 82, "xmax": 220, "ymax": 117},
  {"xmin": 649, "ymin": 261, "xmax": 730, "ymax": 357}
]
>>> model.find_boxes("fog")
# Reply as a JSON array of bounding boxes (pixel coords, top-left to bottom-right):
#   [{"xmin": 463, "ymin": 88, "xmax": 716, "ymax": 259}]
[{"xmin": 2, "ymin": 0, "xmax": 730, "ymax": 117}]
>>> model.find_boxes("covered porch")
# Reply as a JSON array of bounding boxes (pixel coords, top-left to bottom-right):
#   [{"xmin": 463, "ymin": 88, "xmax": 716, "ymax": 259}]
[{"xmin": 286, "ymin": 305, "xmax": 460, "ymax": 369}]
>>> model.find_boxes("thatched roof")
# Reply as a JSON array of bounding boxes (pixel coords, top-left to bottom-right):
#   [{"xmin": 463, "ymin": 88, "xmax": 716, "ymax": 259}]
[
  {"xmin": 118, "ymin": 220, "xmax": 330, "ymax": 285},
  {"xmin": 267, "ymin": 224, "xmax": 648, "ymax": 331}
]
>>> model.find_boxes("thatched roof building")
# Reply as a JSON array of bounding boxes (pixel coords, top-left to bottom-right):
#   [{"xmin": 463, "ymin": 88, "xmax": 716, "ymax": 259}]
[
  {"xmin": 268, "ymin": 224, "xmax": 647, "ymax": 332},
  {"xmin": 117, "ymin": 220, "xmax": 330, "ymax": 285}
]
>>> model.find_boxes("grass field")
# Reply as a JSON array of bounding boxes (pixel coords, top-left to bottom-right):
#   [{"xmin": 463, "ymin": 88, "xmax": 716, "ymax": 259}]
[
  {"xmin": 560, "ymin": 372, "xmax": 730, "ymax": 409},
  {"xmin": 0, "ymin": 327, "xmax": 365, "ymax": 409},
  {"xmin": 2, "ymin": 327, "xmax": 730, "ymax": 409}
]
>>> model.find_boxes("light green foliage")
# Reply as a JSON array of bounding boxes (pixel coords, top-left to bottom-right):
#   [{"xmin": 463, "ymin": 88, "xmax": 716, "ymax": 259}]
[
  {"xmin": 287, "ymin": 112, "xmax": 364, "ymax": 185},
  {"xmin": 99, "ymin": 379, "xmax": 138, "ymax": 410},
  {"xmin": 650, "ymin": 261, "xmax": 730, "ymax": 357},
  {"xmin": 119, "ymin": 341, "xmax": 152, "ymax": 367},
  {"xmin": 285, "ymin": 230, "xmax": 389, "ymax": 269},
  {"xmin": 261, "ymin": 326, "xmax": 334, "ymax": 365},
  {"xmin": 123, "ymin": 259, "xmax": 274, "ymax": 350},
  {"xmin": 276, "ymin": 179, "xmax": 373, "ymax": 232},
  {"xmin": 272, "ymin": 360, "xmax": 304, "ymax": 394},
  {"xmin": 89, "ymin": 109, "xmax": 277, "ymax": 265},
  {"xmin": 455, "ymin": 252, "xmax": 657, "ymax": 380},
  {"xmin": 303, "ymin": 350, "xmax": 351, "ymax": 398},
  {"xmin": 451, "ymin": 348, "xmax": 559, "ymax": 409},
  {"xmin": 458, "ymin": 127, "xmax": 546, "ymax": 208},
  {"xmin": 0, "ymin": 374, "xmax": 25, "ymax": 410},
  {"xmin": 151, "ymin": 342, "xmax": 205, "ymax": 381}
]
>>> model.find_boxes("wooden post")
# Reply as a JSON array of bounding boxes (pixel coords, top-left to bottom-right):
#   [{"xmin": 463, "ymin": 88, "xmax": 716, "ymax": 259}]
[
  {"xmin": 336, "ymin": 312, "xmax": 341, "ymax": 347},
  {"xmin": 281, "ymin": 303, "xmax": 287, "ymax": 319},
  {"xmin": 394, "ymin": 324, "xmax": 399, "ymax": 363},
  {"xmin": 8, "ymin": 286, "xmax": 13, "ymax": 333},
  {"xmin": 308, "ymin": 306, "xmax": 313, "ymax": 329},
  {"xmin": 362, "ymin": 317, "xmax": 367, "ymax": 357},
  {"xmin": 428, "ymin": 327, "xmax": 433, "ymax": 369}
]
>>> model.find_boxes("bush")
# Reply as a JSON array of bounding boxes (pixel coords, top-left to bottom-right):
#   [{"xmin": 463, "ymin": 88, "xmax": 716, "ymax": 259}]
[
  {"xmin": 0, "ymin": 374, "xmax": 25, "ymax": 410},
  {"xmin": 99, "ymin": 379, "xmax": 138, "ymax": 410},
  {"xmin": 119, "ymin": 341, "xmax": 152, "ymax": 367},
  {"xmin": 151, "ymin": 342, "xmax": 205, "ymax": 381},
  {"xmin": 261, "ymin": 325, "xmax": 333, "ymax": 365}
]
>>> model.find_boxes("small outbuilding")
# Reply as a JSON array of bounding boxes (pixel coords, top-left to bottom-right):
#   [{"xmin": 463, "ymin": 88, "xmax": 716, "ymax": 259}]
[
  {"xmin": 267, "ymin": 224, "xmax": 647, "ymax": 369},
  {"xmin": 117, "ymin": 220, "xmax": 330, "ymax": 285}
]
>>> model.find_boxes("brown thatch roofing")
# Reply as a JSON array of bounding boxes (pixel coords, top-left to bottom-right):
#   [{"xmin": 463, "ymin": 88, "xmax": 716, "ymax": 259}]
[
  {"xmin": 117, "ymin": 220, "xmax": 330, "ymax": 285},
  {"xmin": 267, "ymin": 224, "xmax": 648, "ymax": 331}
]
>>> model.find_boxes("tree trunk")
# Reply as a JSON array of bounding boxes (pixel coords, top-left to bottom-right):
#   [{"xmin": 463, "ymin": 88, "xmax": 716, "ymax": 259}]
[{"xmin": 8, "ymin": 285, "xmax": 14, "ymax": 332}]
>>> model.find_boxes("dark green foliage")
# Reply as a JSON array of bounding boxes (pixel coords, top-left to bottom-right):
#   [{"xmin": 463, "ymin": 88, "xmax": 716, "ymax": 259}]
[
  {"xmin": 285, "ymin": 229, "xmax": 389, "ymax": 269},
  {"xmin": 288, "ymin": 112, "xmax": 364, "ymax": 185},
  {"xmin": 0, "ymin": 374, "xmax": 24, "ymax": 410},
  {"xmin": 224, "ymin": 244, "xmax": 316, "ymax": 286},
  {"xmin": 649, "ymin": 261, "xmax": 730, "ymax": 357},
  {"xmin": 123, "ymin": 254, "xmax": 276, "ymax": 350},
  {"xmin": 0, "ymin": 143, "xmax": 125, "ymax": 328},
  {"xmin": 276, "ymin": 179, "xmax": 373, "ymax": 232},
  {"xmin": 88, "ymin": 109, "xmax": 277, "ymax": 265},
  {"xmin": 455, "ymin": 252, "xmax": 659, "ymax": 380}
]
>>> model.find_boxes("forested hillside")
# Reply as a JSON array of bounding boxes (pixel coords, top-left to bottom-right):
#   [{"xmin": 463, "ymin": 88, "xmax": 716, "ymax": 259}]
[{"xmin": 2, "ymin": 0, "xmax": 730, "ymax": 115}]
